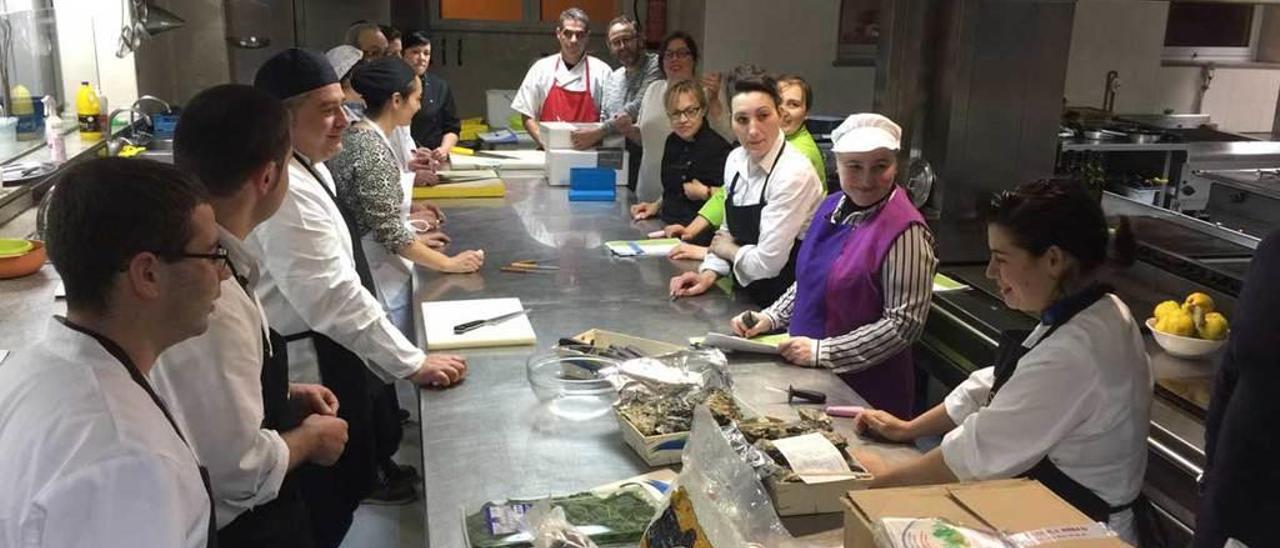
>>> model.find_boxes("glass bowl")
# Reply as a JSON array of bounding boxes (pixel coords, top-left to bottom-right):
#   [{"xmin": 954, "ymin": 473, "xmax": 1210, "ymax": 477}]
[{"xmin": 526, "ymin": 352, "xmax": 619, "ymax": 421}]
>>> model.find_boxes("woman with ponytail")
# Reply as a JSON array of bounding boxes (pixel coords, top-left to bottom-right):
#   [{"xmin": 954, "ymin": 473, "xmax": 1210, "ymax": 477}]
[{"xmin": 851, "ymin": 178, "xmax": 1152, "ymax": 544}]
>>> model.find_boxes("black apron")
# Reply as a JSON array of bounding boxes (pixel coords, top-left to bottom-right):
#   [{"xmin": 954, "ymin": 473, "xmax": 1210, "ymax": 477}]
[
  {"xmin": 985, "ymin": 284, "xmax": 1139, "ymax": 523},
  {"xmin": 216, "ymin": 269, "xmax": 315, "ymax": 548},
  {"xmin": 56, "ymin": 317, "xmax": 219, "ymax": 548},
  {"xmin": 285, "ymin": 153, "xmax": 384, "ymax": 548},
  {"xmin": 724, "ymin": 142, "xmax": 800, "ymax": 306}
]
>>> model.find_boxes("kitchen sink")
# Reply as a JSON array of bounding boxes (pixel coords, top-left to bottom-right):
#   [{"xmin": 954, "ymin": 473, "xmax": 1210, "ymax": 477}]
[{"xmin": 133, "ymin": 150, "xmax": 173, "ymax": 163}]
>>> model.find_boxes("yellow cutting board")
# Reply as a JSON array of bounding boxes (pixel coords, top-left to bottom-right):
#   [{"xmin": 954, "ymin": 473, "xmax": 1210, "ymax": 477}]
[
  {"xmin": 412, "ymin": 178, "xmax": 506, "ymax": 199},
  {"xmin": 422, "ymin": 297, "xmax": 536, "ymax": 350}
]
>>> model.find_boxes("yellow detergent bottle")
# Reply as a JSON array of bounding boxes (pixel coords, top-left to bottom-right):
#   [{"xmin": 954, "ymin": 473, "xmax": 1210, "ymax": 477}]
[
  {"xmin": 10, "ymin": 84, "xmax": 36, "ymax": 141},
  {"xmin": 76, "ymin": 82, "xmax": 102, "ymax": 141}
]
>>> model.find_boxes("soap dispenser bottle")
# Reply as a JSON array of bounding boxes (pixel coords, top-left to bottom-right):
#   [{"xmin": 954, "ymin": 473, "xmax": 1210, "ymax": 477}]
[{"xmin": 43, "ymin": 95, "xmax": 66, "ymax": 163}]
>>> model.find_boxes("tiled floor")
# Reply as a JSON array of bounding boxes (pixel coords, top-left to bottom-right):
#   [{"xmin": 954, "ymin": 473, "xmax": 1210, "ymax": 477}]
[{"xmin": 340, "ymin": 382, "xmax": 424, "ymax": 548}]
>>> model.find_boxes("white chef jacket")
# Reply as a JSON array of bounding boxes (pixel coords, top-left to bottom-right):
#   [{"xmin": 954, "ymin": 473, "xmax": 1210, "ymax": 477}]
[
  {"xmin": 940, "ymin": 293, "xmax": 1152, "ymax": 541},
  {"xmin": 510, "ymin": 53, "xmax": 612, "ymax": 120},
  {"xmin": 699, "ymin": 131, "xmax": 824, "ymax": 285},
  {"xmin": 0, "ymin": 318, "xmax": 210, "ymax": 548},
  {"xmin": 151, "ymin": 226, "xmax": 288, "ymax": 527},
  {"xmin": 246, "ymin": 153, "xmax": 425, "ymax": 384},
  {"xmin": 390, "ymin": 125, "xmax": 416, "ymax": 171}
]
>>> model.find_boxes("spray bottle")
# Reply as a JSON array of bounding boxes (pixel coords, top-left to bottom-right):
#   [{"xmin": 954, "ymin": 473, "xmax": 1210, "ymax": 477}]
[{"xmin": 43, "ymin": 96, "xmax": 66, "ymax": 163}]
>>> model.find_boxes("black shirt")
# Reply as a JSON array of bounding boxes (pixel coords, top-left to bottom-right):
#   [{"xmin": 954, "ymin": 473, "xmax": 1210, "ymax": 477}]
[
  {"xmin": 660, "ymin": 123, "xmax": 732, "ymax": 226},
  {"xmin": 409, "ymin": 72, "xmax": 461, "ymax": 150}
]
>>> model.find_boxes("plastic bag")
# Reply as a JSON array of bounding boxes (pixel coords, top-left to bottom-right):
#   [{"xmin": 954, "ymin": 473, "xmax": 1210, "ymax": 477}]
[
  {"xmin": 873, "ymin": 518, "xmax": 1007, "ymax": 548},
  {"xmin": 528, "ymin": 500, "xmax": 600, "ymax": 548},
  {"xmin": 640, "ymin": 405, "xmax": 800, "ymax": 548}
]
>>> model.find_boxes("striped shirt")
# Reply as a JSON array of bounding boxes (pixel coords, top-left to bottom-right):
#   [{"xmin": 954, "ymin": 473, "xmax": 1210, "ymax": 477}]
[
  {"xmin": 601, "ymin": 52, "xmax": 662, "ymax": 134},
  {"xmin": 761, "ymin": 192, "xmax": 937, "ymax": 372}
]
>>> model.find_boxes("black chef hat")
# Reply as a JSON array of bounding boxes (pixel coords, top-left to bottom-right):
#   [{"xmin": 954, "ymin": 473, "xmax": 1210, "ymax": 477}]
[
  {"xmin": 351, "ymin": 56, "xmax": 417, "ymax": 107},
  {"xmin": 254, "ymin": 48, "xmax": 339, "ymax": 101}
]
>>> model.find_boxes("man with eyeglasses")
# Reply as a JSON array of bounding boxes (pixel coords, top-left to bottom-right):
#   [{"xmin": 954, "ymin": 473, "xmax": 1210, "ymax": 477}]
[
  {"xmin": 151, "ymin": 84, "xmax": 349, "ymax": 548},
  {"xmin": 567, "ymin": 16, "xmax": 658, "ymax": 146},
  {"xmin": 0, "ymin": 158, "xmax": 223, "ymax": 547},
  {"xmin": 511, "ymin": 7, "xmax": 613, "ymax": 149},
  {"xmin": 568, "ymin": 14, "xmax": 661, "ymax": 190}
]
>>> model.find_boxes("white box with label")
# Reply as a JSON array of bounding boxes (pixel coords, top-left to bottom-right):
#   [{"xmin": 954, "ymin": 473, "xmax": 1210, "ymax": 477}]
[{"xmin": 546, "ymin": 148, "xmax": 629, "ymax": 187}]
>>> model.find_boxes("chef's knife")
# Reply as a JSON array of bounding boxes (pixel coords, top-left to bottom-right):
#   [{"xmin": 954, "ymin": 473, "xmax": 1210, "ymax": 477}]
[{"xmin": 453, "ymin": 309, "xmax": 530, "ymax": 334}]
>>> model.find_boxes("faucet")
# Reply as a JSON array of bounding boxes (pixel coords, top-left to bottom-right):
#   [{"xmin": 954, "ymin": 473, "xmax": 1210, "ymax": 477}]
[
  {"xmin": 106, "ymin": 107, "xmax": 153, "ymax": 156},
  {"xmin": 1102, "ymin": 70, "xmax": 1120, "ymax": 113},
  {"xmin": 105, "ymin": 96, "xmax": 172, "ymax": 156},
  {"xmin": 132, "ymin": 95, "xmax": 172, "ymax": 115}
]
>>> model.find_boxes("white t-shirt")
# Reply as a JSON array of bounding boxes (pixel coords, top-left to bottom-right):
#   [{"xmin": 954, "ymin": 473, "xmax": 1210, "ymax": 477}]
[{"xmin": 0, "ymin": 319, "xmax": 211, "ymax": 548}]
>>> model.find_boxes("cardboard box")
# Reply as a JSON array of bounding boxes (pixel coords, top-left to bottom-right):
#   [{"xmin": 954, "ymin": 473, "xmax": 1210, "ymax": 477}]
[
  {"xmin": 616, "ymin": 409, "xmax": 689, "ymax": 466},
  {"xmin": 842, "ymin": 479, "xmax": 1131, "ymax": 547},
  {"xmin": 539, "ymin": 121, "xmax": 605, "ymax": 149},
  {"xmin": 546, "ymin": 148, "xmax": 629, "ymax": 187},
  {"xmin": 768, "ymin": 467, "xmax": 874, "ymax": 517},
  {"xmin": 569, "ymin": 328, "xmax": 686, "ymax": 356}
]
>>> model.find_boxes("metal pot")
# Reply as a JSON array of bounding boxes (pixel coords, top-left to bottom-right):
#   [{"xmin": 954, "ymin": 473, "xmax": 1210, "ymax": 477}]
[
  {"xmin": 1129, "ymin": 132, "xmax": 1163, "ymax": 144},
  {"xmin": 1083, "ymin": 129, "xmax": 1125, "ymax": 141}
]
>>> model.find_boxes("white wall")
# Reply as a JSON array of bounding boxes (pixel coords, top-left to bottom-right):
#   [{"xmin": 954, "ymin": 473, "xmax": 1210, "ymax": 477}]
[
  {"xmin": 699, "ymin": 0, "xmax": 874, "ymax": 116},
  {"xmin": 1065, "ymin": 0, "xmax": 1280, "ymax": 133},
  {"xmin": 52, "ymin": 0, "xmax": 138, "ymax": 111}
]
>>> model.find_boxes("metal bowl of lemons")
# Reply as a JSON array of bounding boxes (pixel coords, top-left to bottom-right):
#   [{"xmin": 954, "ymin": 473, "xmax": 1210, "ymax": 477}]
[{"xmin": 1147, "ymin": 292, "xmax": 1229, "ymax": 359}]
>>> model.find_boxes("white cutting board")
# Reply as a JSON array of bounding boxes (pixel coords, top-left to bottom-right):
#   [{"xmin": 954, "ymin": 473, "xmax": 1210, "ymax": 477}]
[{"xmin": 422, "ymin": 297, "xmax": 537, "ymax": 350}]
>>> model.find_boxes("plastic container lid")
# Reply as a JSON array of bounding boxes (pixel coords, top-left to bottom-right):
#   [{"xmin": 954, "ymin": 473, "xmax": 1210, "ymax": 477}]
[{"xmin": 0, "ymin": 239, "xmax": 34, "ymax": 258}]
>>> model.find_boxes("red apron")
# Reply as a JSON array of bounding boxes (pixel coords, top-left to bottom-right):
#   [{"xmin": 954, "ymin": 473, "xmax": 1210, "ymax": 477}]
[{"xmin": 539, "ymin": 57, "xmax": 600, "ymax": 123}]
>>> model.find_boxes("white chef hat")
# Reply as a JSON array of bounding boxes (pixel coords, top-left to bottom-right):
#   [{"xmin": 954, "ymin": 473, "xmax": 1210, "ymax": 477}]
[
  {"xmin": 325, "ymin": 45, "xmax": 363, "ymax": 81},
  {"xmin": 831, "ymin": 113, "xmax": 901, "ymax": 153}
]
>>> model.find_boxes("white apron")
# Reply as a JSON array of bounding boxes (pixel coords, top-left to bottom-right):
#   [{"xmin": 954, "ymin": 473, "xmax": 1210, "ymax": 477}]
[{"xmin": 361, "ymin": 121, "xmax": 418, "ymax": 336}]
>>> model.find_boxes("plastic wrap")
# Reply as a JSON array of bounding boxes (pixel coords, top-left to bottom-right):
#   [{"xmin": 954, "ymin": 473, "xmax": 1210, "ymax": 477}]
[
  {"xmin": 640, "ymin": 406, "xmax": 800, "ymax": 548},
  {"xmin": 613, "ymin": 347, "xmax": 731, "ymax": 392},
  {"xmin": 719, "ymin": 422, "xmax": 784, "ymax": 481},
  {"xmin": 528, "ymin": 500, "xmax": 600, "ymax": 548}
]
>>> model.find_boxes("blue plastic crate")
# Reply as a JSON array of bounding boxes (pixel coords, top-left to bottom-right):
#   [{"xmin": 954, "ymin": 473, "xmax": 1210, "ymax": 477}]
[
  {"xmin": 152, "ymin": 113, "xmax": 179, "ymax": 138},
  {"xmin": 568, "ymin": 167, "xmax": 615, "ymax": 202}
]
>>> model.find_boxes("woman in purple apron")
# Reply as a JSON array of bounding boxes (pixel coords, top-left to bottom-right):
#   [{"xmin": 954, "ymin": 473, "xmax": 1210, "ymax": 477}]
[
  {"xmin": 850, "ymin": 179, "xmax": 1153, "ymax": 544},
  {"xmin": 730, "ymin": 114, "xmax": 937, "ymax": 420}
]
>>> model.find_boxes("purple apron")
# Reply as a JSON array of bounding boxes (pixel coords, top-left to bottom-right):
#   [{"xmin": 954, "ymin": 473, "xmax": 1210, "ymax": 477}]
[{"xmin": 789, "ymin": 189, "xmax": 925, "ymax": 418}]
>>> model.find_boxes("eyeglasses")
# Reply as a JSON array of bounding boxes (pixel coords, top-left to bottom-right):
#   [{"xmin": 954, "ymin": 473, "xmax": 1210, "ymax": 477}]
[
  {"xmin": 667, "ymin": 106, "xmax": 704, "ymax": 121},
  {"xmin": 173, "ymin": 245, "xmax": 231, "ymax": 269},
  {"xmin": 608, "ymin": 35, "xmax": 638, "ymax": 48},
  {"xmin": 663, "ymin": 49, "xmax": 692, "ymax": 60}
]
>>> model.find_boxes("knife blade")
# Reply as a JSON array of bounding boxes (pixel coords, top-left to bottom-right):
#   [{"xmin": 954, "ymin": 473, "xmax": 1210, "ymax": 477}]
[
  {"xmin": 452, "ymin": 309, "xmax": 530, "ymax": 334},
  {"xmin": 473, "ymin": 150, "xmax": 522, "ymax": 160}
]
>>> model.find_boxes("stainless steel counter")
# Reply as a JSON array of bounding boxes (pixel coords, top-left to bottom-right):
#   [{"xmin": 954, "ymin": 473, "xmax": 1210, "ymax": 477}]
[{"xmin": 411, "ymin": 177, "xmax": 919, "ymax": 547}]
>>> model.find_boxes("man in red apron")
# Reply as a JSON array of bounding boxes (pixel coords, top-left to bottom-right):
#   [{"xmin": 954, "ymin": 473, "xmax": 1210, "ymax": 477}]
[{"xmin": 510, "ymin": 7, "xmax": 611, "ymax": 149}]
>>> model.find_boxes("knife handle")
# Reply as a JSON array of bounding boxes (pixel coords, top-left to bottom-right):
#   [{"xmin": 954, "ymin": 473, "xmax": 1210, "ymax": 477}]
[
  {"xmin": 452, "ymin": 319, "xmax": 486, "ymax": 334},
  {"xmin": 787, "ymin": 385, "xmax": 827, "ymax": 404}
]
